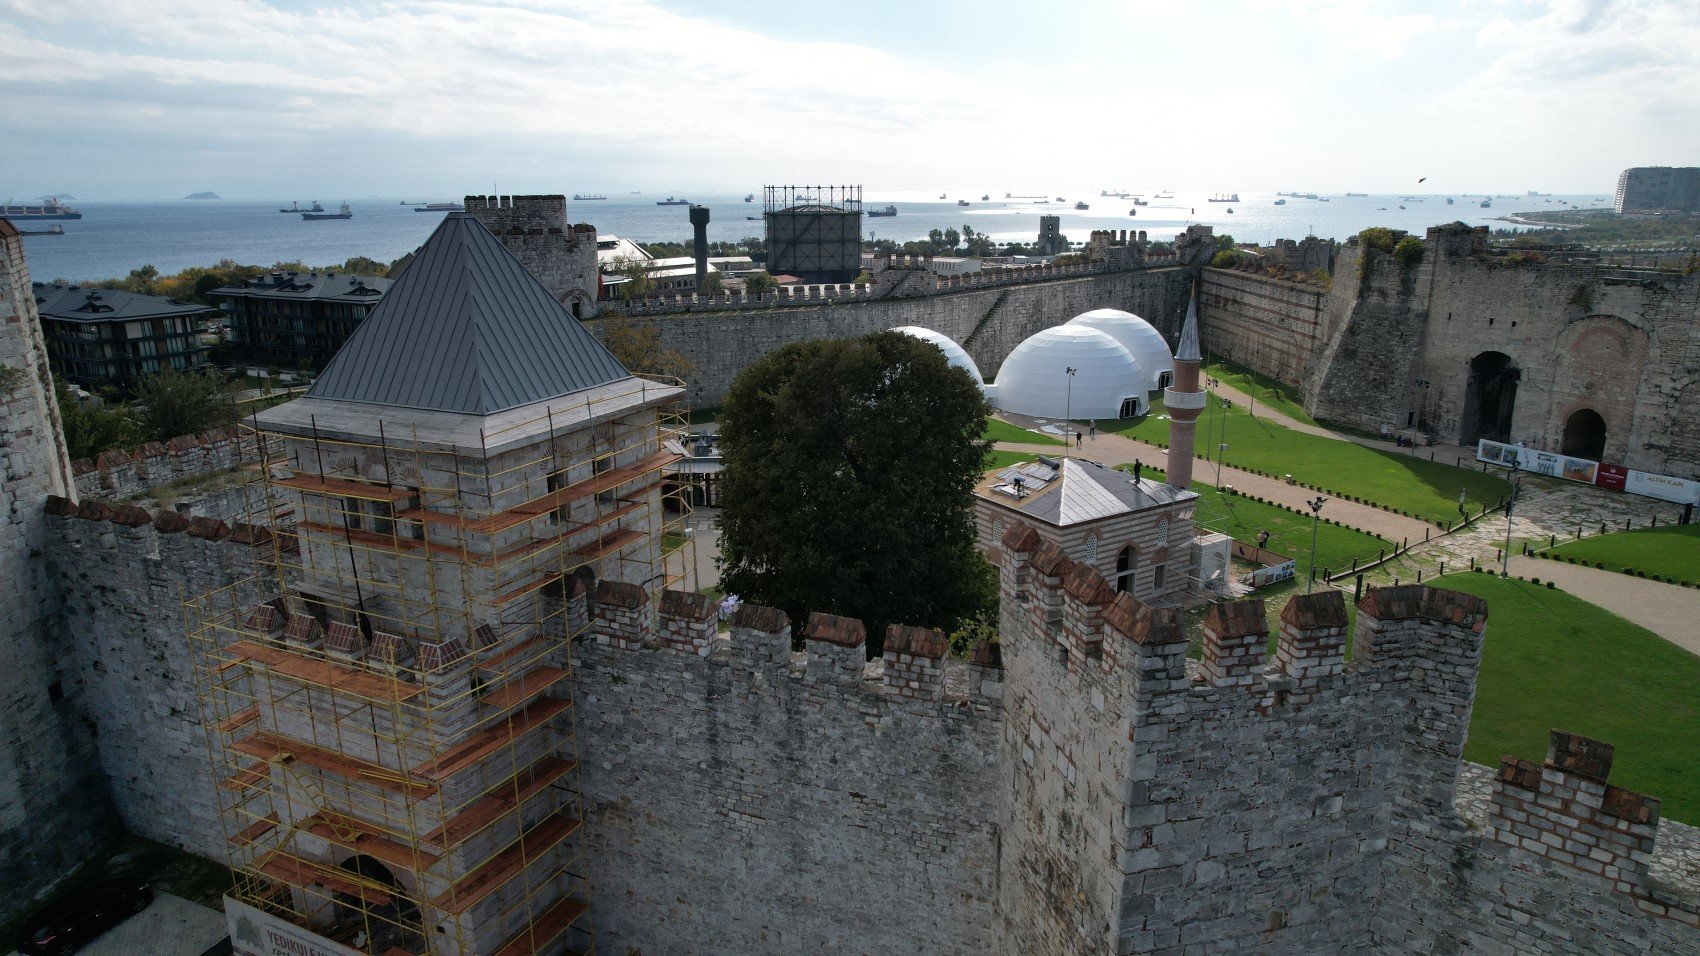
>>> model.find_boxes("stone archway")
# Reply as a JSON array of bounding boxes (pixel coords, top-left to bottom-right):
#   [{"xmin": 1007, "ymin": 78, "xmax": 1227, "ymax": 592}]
[
  {"xmin": 1463, "ymin": 351, "xmax": 1519, "ymax": 444},
  {"xmin": 1562, "ymin": 408, "xmax": 1607, "ymax": 461},
  {"xmin": 333, "ymin": 854, "xmax": 423, "ymax": 952}
]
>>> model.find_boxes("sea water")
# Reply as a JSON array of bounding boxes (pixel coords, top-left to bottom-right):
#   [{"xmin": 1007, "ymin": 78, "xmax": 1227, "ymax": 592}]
[{"xmin": 16, "ymin": 190, "xmax": 1608, "ymax": 283}]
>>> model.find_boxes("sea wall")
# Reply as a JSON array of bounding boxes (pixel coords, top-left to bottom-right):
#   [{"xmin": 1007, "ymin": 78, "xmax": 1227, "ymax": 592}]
[
  {"xmin": 575, "ymin": 592, "xmax": 1004, "ymax": 954},
  {"xmin": 588, "ymin": 267, "xmax": 1195, "ymax": 406}
]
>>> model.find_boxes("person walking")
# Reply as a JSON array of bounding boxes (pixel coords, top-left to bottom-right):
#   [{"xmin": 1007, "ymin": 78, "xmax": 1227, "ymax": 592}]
[
  {"xmin": 1257, "ymin": 529, "xmax": 1270, "ymax": 550},
  {"xmin": 1088, "ymin": 421, "xmax": 1096, "ymax": 441},
  {"xmin": 1075, "ymin": 430, "xmax": 1083, "ymax": 448}
]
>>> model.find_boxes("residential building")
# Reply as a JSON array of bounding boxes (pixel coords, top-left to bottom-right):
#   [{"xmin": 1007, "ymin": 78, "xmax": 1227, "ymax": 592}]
[
  {"xmin": 33, "ymin": 282, "xmax": 215, "ymax": 388},
  {"xmin": 1614, "ymin": 166, "xmax": 1700, "ymax": 214},
  {"xmin": 214, "ymin": 271, "xmax": 391, "ymax": 366}
]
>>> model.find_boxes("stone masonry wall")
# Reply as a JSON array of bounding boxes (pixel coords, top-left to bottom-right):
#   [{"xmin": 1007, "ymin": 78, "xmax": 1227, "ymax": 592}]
[
  {"xmin": 1197, "ymin": 269, "xmax": 1328, "ymax": 387},
  {"xmin": 587, "ymin": 267, "xmax": 1195, "ymax": 406},
  {"xmin": 464, "ymin": 195, "xmax": 601, "ymax": 318},
  {"xmin": 574, "ymin": 597, "xmax": 1004, "ymax": 955},
  {"xmin": 0, "ymin": 223, "xmax": 115, "ymax": 920}
]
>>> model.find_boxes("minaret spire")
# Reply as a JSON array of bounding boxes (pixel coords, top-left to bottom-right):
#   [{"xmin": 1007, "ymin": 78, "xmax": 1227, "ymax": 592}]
[{"xmin": 1165, "ymin": 287, "xmax": 1207, "ymax": 488}]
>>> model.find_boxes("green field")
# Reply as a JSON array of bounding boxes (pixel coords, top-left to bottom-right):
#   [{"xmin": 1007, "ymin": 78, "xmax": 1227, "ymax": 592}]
[
  {"xmin": 1547, "ymin": 524, "xmax": 1700, "ymax": 583},
  {"xmin": 985, "ymin": 449, "xmax": 1043, "ymax": 470},
  {"xmin": 984, "ymin": 418, "xmax": 1065, "ymax": 446},
  {"xmin": 1097, "ymin": 395, "xmax": 1510, "ymax": 522},
  {"xmin": 1201, "ymin": 358, "xmax": 1316, "ymax": 426},
  {"xmin": 1434, "ymin": 572, "xmax": 1700, "ymax": 825}
]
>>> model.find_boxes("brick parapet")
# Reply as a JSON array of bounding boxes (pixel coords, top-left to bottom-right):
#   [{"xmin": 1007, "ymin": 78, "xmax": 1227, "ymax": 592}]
[
  {"xmin": 1199, "ymin": 598, "xmax": 1267, "ymax": 688},
  {"xmin": 71, "ymin": 426, "xmax": 256, "ymax": 500}
]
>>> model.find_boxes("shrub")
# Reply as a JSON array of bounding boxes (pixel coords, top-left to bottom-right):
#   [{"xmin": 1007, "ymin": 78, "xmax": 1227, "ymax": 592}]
[
  {"xmin": 1359, "ymin": 227, "xmax": 1401, "ymax": 255},
  {"xmin": 1393, "ymin": 237, "xmax": 1427, "ymax": 267},
  {"xmin": 1546, "ymin": 581, "xmax": 1557, "ymax": 589}
]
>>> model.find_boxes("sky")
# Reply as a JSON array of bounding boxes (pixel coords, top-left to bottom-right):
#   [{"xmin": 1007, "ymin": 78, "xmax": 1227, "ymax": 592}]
[{"xmin": 2, "ymin": 0, "xmax": 1696, "ymax": 199}]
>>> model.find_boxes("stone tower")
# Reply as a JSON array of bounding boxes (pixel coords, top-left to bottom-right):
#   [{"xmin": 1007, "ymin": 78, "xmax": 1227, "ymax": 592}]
[
  {"xmin": 463, "ymin": 194, "xmax": 601, "ymax": 319},
  {"xmin": 1164, "ymin": 293, "xmax": 1205, "ymax": 488},
  {"xmin": 0, "ymin": 220, "xmax": 115, "ymax": 918}
]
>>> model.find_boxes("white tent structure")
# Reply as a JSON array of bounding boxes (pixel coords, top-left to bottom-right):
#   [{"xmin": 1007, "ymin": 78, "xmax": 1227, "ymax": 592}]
[
  {"xmin": 1066, "ymin": 308, "xmax": 1175, "ymax": 392},
  {"xmin": 889, "ymin": 326, "xmax": 986, "ymax": 388},
  {"xmin": 991, "ymin": 325, "xmax": 1148, "ymax": 420}
]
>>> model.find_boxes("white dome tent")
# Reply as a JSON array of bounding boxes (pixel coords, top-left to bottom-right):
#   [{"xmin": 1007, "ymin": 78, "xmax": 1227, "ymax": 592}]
[
  {"xmin": 1065, "ymin": 308, "xmax": 1175, "ymax": 392},
  {"xmin": 991, "ymin": 326, "xmax": 1148, "ymax": 420},
  {"xmin": 888, "ymin": 326, "xmax": 986, "ymax": 390}
]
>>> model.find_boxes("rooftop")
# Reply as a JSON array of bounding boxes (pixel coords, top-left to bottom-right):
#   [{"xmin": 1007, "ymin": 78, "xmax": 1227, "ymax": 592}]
[
  {"xmin": 32, "ymin": 283, "xmax": 216, "ymax": 323},
  {"xmin": 211, "ymin": 271, "xmax": 392, "ymax": 303},
  {"xmin": 300, "ymin": 212, "xmax": 634, "ymax": 417},
  {"xmin": 975, "ymin": 457, "xmax": 1195, "ymax": 526}
]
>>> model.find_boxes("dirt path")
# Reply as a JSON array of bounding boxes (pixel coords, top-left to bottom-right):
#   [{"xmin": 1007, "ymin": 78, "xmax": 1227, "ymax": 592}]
[{"xmin": 1506, "ymin": 557, "xmax": 1700, "ymax": 656}]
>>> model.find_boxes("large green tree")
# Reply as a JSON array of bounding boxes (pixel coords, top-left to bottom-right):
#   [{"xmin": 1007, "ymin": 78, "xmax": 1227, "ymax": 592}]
[
  {"xmin": 716, "ymin": 331, "xmax": 995, "ymax": 651},
  {"xmin": 132, "ymin": 369, "xmax": 238, "ymax": 442}
]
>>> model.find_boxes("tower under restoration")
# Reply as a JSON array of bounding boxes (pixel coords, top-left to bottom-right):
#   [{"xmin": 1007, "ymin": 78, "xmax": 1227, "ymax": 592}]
[{"xmin": 186, "ymin": 213, "xmax": 690, "ymax": 955}]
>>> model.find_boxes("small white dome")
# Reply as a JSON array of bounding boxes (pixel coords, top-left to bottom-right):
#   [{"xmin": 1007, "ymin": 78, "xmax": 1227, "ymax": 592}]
[
  {"xmin": 1066, "ymin": 308, "xmax": 1174, "ymax": 392},
  {"xmin": 889, "ymin": 326, "xmax": 983, "ymax": 385},
  {"xmin": 992, "ymin": 326, "xmax": 1148, "ymax": 420}
]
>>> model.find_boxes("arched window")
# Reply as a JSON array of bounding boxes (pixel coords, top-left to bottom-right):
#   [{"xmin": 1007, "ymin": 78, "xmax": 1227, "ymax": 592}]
[
  {"xmin": 1561, "ymin": 408, "xmax": 1607, "ymax": 461},
  {"xmin": 1115, "ymin": 545, "xmax": 1137, "ymax": 593}
]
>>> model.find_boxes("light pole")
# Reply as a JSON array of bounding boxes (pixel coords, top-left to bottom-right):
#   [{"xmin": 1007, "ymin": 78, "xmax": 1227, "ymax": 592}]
[
  {"xmin": 1215, "ymin": 443, "xmax": 1228, "ymax": 488},
  {"xmin": 1306, "ymin": 496, "xmax": 1327, "ymax": 593},
  {"xmin": 1501, "ymin": 461, "xmax": 1521, "ymax": 578},
  {"xmin": 1064, "ymin": 366, "xmax": 1077, "ymax": 458}
]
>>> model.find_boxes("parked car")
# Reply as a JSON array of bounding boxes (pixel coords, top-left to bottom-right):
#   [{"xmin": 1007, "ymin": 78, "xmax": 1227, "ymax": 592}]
[{"xmin": 16, "ymin": 880, "xmax": 153, "ymax": 955}]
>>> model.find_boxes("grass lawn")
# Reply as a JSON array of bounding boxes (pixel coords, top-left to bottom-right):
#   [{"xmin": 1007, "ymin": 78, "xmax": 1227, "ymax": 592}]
[
  {"xmin": 1434, "ymin": 572, "xmax": 1700, "ymax": 825},
  {"xmin": 984, "ymin": 417, "xmax": 1065, "ymax": 446},
  {"xmin": 1547, "ymin": 524, "xmax": 1700, "ymax": 584},
  {"xmin": 1098, "ymin": 395, "xmax": 1510, "ymax": 523},
  {"xmin": 985, "ymin": 449, "xmax": 1043, "ymax": 470},
  {"xmin": 1202, "ymin": 358, "xmax": 1317, "ymax": 426}
]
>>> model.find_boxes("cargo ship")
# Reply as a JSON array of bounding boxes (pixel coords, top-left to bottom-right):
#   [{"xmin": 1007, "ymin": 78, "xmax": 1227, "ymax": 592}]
[
  {"xmin": 1208, "ymin": 193, "xmax": 1239, "ymax": 203},
  {"xmin": 302, "ymin": 202, "xmax": 352, "ymax": 220},
  {"xmin": 3, "ymin": 197, "xmax": 82, "ymax": 220},
  {"xmin": 573, "ymin": 194, "xmax": 607, "ymax": 201},
  {"xmin": 414, "ymin": 202, "xmax": 462, "ymax": 212},
  {"xmin": 656, "ymin": 197, "xmax": 689, "ymax": 206},
  {"xmin": 281, "ymin": 200, "xmax": 323, "ymax": 214},
  {"xmin": 867, "ymin": 205, "xmax": 897, "ymax": 217}
]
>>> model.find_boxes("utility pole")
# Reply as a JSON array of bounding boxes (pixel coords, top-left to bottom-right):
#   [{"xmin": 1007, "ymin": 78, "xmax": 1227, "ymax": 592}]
[
  {"xmin": 1501, "ymin": 461, "xmax": 1521, "ymax": 578},
  {"xmin": 1307, "ymin": 496, "xmax": 1327, "ymax": 593},
  {"xmin": 1064, "ymin": 366, "xmax": 1077, "ymax": 459}
]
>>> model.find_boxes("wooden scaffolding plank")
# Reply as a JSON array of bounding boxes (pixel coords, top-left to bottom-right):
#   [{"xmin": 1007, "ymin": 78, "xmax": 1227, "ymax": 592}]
[
  {"xmin": 301, "ymin": 810, "xmax": 440, "ymax": 870},
  {"xmin": 256, "ymin": 850, "xmax": 394, "ymax": 906},
  {"xmin": 479, "ymin": 666, "xmax": 569, "ymax": 711},
  {"xmin": 233, "ymin": 731, "xmax": 437, "ymax": 799},
  {"xmin": 271, "ymin": 473, "xmax": 417, "ymax": 502},
  {"xmin": 572, "ymin": 527, "xmax": 644, "ymax": 560},
  {"xmin": 215, "ymin": 704, "xmax": 260, "ymax": 733},
  {"xmin": 493, "ymin": 573, "xmax": 563, "ymax": 607},
  {"xmin": 228, "ymin": 640, "xmax": 425, "ymax": 702},
  {"xmin": 429, "ymin": 811, "xmax": 582, "ymax": 915},
  {"xmin": 412, "ymin": 697, "xmax": 569, "ymax": 782},
  {"xmin": 492, "ymin": 895, "xmax": 590, "ymax": 956},
  {"xmin": 395, "ymin": 450, "xmax": 680, "ymax": 535},
  {"xmin": 424, "ymin": 755, "xmax": 577, "ymax": 848},
  {"xmin": 228, "ymin": 812, "xmax": 281, "ymax": 847},
  {"xmin": 222, "ymin": 760, "xmax": 270, "ymax": 793},
  {"xmin": 475, "ymin": 635, "xmax": 549, "ymax": 674}
]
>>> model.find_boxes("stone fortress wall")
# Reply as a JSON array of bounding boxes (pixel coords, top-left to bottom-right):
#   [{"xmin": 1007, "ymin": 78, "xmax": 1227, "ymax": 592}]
[
  {"xmin": 1199, "ymin": 226, "xmax": 1700, "ymax": 476},
  {"xmin": 31, "ymin": 499, "xmax": 1700, "ymax": 952},
  {"xmin": 462, "ymin": 194, "xmax": 602, "ymax": 319}
]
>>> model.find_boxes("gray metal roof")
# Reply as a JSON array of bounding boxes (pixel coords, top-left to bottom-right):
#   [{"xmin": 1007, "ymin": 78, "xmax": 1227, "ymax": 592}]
[
  {"xmin": 305, "ymin": 212, "xmax": 631, "ymax": 415},
  {"xmin": 211, "ymin": 271, "xmax": 392, "ymax": 304},
  {"xmin": 1176, "ymin": 294, "xmax": 1202, "ymax": 362},
  {"xmin": 994, "ymin": 458, "xmax": 1195, "ymax": 526},
  {"xmin": 33, "ymin": 283, "xmax": 215, "ymax": 323}
]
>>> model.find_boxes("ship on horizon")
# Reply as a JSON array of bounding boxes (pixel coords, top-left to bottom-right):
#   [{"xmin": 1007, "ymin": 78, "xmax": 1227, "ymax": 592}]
[
  {"xmin": 302, "ymin": 202, "xmax": 352, "ymax": 220},
  {"xmin": 3, "ymin": 197, "xmax": 82, "ymax": 220},
  {"xmin": 1208, "ymin": 193, "xmax": 1239, "ymax": 203},
  {"xmin": 656, "ymin": 197, "xmax": 689, "ymax": 206},
  {"xmin": 574, "ymin": 194, "xmax": 607, "ymax": 201},
  {"xmin": 868, "ymin": 205, "xmax": 897, "ymax": 217},
  {"xmin": 280, "ymin": 200, "xmax": 324, "ymax": 214},
  {"xmin": 415, "ymin": 202, "xmax": 463, "ymax": 212}
]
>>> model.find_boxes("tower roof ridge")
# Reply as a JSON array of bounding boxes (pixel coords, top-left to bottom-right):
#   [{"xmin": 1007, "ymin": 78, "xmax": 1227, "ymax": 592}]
[{"xmin": 1176, "ymin": 293, "xmax": 1202, "ymax": 363}]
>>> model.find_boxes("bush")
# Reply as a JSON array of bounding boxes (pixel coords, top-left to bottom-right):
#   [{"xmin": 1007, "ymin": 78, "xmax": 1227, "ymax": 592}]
[
  {"xmin": 1210, "ymin": 250, "xmax": 1240, "ymax": 269},
  {"xmin": 1393, "ymin": 237, "xmax": 1426, "ymax": 267},
  {"xmin": 1358, "ymin": 227, "xmax": 1401, "ymax": 255}
]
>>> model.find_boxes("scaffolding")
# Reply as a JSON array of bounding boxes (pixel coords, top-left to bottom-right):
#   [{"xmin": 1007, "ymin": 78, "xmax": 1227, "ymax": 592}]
[{"xmin": 187, "ymin": 376, "xmax": 692, "ymax": 956}]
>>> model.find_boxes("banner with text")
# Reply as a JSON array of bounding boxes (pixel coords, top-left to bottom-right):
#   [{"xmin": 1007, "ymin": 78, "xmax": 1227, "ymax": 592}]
[
  {"xmin": 1476, "ymin": 440, "xmax": 1698, "ymax": 505},
  {"xmin": 226, "ymin": 897, "xmax": 366, "ymax": 956}
]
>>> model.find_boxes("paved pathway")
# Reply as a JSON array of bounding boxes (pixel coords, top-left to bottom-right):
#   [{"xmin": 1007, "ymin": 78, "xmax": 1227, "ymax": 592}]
[
  {"xmin": 1505, "ymin": 556, "xmax": 1700, "ymax": 656},
  {"xmin": 1, "ymin": 891, "xmax": 230, "ymax": 956}
]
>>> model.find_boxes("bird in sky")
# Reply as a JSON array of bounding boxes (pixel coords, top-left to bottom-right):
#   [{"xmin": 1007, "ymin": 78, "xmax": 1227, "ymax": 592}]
[{"xmin": 1418, "ymin": 177, "xmax": 1428, "ymax": 183}]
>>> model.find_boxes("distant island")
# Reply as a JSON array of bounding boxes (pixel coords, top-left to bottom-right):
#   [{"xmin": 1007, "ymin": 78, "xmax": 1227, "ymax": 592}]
[{"xmin": 184, "ymin": 191, "xmax": 222, "ymax": 200}]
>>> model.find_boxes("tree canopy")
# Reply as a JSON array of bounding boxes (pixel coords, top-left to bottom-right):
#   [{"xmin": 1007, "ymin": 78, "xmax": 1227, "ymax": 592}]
[
  {"xmin": 716, "ymin": 331, "xmax": 996, "ymax": 652},
  {"xmin": 131, "ymin": 368, "xmax": 239, "ymax": 442}
]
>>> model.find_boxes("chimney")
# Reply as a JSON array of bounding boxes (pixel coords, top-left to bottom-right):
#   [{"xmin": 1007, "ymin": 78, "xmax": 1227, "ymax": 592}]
[{"xmin": 689, "ymin": 205, "xmax": 711, "ymax": 289}]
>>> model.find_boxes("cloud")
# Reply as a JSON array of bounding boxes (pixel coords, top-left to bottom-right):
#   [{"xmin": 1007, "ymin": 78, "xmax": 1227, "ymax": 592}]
[{"xmin": 1249, "ymin": 0, "xmax": 1445, "ymax": 57}]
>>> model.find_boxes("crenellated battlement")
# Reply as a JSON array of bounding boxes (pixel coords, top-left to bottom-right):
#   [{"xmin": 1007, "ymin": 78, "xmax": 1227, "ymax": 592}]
[{"xmin": 70, "ymin": 425, "xmax": 255, "ymax": 501}]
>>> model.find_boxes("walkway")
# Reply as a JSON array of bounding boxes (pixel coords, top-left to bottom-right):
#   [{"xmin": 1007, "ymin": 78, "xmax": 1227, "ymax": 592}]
[{"xmin": 1506, "ymin": 556, "xmax": 1700, "ymax": 656}]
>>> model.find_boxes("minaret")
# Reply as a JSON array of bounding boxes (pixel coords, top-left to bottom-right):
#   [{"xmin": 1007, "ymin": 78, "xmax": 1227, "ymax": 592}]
[{"xmin": 1164, "ymin": 291, "xmax": 1206, "ymax": 488}]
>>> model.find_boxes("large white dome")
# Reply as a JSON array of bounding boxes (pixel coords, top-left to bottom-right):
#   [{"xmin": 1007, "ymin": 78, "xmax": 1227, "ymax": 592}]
[
  {"xmin": 992, "ymin": 326, "xmax": 1148, "ymax": 420},
  {"xmin": 889, "ymin": 326, "xmax": 984, "ymax": 385},
  {"xmin": 1066, "ymin": 308, "xmax": 1174, "ymax": 391}
]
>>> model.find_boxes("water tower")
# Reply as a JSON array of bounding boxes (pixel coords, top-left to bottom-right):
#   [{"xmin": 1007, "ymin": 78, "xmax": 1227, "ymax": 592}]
[{"xmin": 763, "ymin": 185, "xmax": 863, "ymax": 283}]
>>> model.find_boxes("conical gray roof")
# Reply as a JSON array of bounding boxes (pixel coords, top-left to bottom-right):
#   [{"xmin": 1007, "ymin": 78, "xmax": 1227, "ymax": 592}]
[
  {"xmin": 306, "ymin": 213, "xmax": 630, "ymax": 415},
  {"xmin": 1176, "ymin": 293, "xmax": 1202, "ymax": 363}
]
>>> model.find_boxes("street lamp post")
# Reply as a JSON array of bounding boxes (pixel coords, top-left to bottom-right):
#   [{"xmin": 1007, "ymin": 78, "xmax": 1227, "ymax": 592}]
[
  {"xmin": 1501, "ymin": 461, "xmax": 1521, "ymax": 578},
  {"xmin": 1064, "ymin": 366, "xmax": 1077, "ymax": 458},
  {"xmin": 1306, "ymin": 495, "xmax": 1327, "ymax": 593}
]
